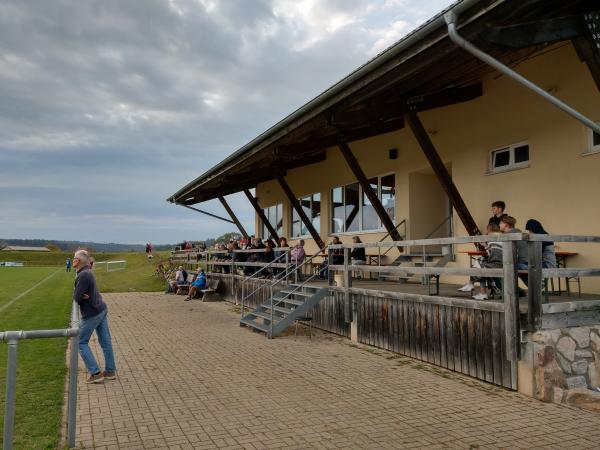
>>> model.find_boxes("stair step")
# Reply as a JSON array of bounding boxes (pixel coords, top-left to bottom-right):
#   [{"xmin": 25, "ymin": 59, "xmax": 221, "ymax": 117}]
[
  {"xmin": 250, "ymin": 310, "xmax": 283, "ymax": 321},
  {"xmin": 262, "ymin": 305, "xmax": 295, "ymax": 315},
  {"xmin": 240, "ymin": 318, "xmax": 270, "ymax": 333},
  {"xmin": 271, "ymin": 296, "xmax": 304, "ymax": 306},
  {"xmin": 280, "ymin": 289, "xmax": 312, "ymax": 297}
]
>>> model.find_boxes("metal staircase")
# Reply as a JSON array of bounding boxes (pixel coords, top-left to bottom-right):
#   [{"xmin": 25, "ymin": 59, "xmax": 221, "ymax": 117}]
[
  {"xmin": 240, "ymin": 247, "xmax": 330, "ymax": 338},
  {"xmin": 240, "ymin": 284, "xmax": 328, "ymax": 338}
]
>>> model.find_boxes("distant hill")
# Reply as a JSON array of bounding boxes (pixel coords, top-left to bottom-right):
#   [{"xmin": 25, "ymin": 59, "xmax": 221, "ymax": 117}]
[{"xmin": 1, "ymin": 239, "xmax": 175, "ymax": 253}]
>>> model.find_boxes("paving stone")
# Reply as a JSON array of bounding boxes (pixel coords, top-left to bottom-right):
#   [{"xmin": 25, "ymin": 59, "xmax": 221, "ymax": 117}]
[{"xmin": 73, "ymin": 292, "xmax": 600, "ymax": 449}]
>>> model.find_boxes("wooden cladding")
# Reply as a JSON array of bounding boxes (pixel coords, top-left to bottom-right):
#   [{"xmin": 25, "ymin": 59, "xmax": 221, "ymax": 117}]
[{"xmin": 354, "ymin": 294, "xmax": 514, "ymax": 389}]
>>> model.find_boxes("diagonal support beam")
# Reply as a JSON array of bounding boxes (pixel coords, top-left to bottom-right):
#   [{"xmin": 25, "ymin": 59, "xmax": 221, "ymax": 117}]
[
  {"xmin": 243, "ymin": 189, "xmax": 280, "ymax": 242},
  {"xmin": 405, "ymin": 110, "xmax": 481, "ymax": 237},
  {"xmin": 337, "ymin": 137, "xmax": 402, "ymax": 242},
  {"xmin": 276, "ymin": 175, "xmax": 326, "ymax": 250},
  {"xmin": 181, "ymin": 204, "xmax": 235, "ymax": 224},
  {"xmin": 218, "ymin": 196, "xmax": 248, "ymax": 239}
]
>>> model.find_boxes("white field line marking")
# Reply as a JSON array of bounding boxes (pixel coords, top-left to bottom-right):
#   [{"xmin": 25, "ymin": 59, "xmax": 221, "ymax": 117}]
[{"xmin": 0, "ymin": 269, "xmax": 62, "ymax": 313}]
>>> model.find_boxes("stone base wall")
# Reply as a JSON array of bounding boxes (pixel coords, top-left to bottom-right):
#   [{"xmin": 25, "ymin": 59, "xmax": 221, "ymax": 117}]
[{"xmin": 521, "ymin": 326, "xmax": 600, "ymax": 412}]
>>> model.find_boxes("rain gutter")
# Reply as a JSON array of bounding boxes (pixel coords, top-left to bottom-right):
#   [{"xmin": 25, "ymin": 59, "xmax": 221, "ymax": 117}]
[{"xmin": 445, "ymin": 10, "xmax": 600, "ymax": 135}]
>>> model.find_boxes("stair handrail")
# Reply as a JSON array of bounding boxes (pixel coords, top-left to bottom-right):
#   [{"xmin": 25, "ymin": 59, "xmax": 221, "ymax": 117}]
[
  {"xmin": 380, "ymin": 219, "xmax": 407, "ymax": 257},
  {"xmin": 420, "ymin": 214, "xmax": 453, "ymax": 282},
  {"xmin": 240, "ymin": 246, "xmax": 329, "ymax": 318},
  {"xmin": 240, "ymin": 249, "xmax": 291, "ymax": 317},
  {"xmin": 262, "ymin": 246, "xmax": 330, "ymax": 320}
]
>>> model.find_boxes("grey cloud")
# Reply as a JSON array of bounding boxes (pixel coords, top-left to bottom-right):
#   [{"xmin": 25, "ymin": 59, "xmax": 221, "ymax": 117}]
[{"xmin": 0, "ymin": 0, "xmax": 449, "ymax": 244}]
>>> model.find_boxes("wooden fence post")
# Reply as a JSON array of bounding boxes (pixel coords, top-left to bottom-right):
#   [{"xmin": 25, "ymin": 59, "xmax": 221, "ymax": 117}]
[
  {"xmin": 527, "ymin": 241, "xmax": 543, "ymax": 331},
  {"xmin": 344, "ymin": 248, "xmax": 352, "ymax": 323},
  {"xmin": 502, "ymin": 241, "xmax": 519, "ymax": 390}
]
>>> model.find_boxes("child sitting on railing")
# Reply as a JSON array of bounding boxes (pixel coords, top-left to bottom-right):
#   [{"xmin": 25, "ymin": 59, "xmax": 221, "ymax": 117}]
[{"xmin": 472, "ymin": 224, "xmax": 503, "ymax": 300}]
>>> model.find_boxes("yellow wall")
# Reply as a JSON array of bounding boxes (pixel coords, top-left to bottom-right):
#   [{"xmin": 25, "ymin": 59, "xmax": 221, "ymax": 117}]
[{"xmin": 256, "ymin": 43, "xmax": 600, "ymax": 289}]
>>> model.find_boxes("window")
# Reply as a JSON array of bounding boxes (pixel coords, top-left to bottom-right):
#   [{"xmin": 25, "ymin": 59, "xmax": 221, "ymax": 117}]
[
  {"xmin": 585, "ymin": 126, "xmax": 600, "ymax": 155},
  {"xmin": 489, "ymin": 142, "xmax": 529, "ymax": 173},
  {"xmin": 291, "ymin": 193, "xmax": 321, "ymax": 237},
  {"xmin": 262, "ymin": 203, "xmax": 283, "ymax": 239},
  {"xmin": 331, "ymin": 173, "xmax": 396, "ymax": 233}
]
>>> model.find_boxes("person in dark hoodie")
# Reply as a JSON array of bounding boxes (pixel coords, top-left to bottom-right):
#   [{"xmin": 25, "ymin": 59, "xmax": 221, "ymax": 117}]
[
  {"xmin": 525, "ymin": 219, "xmax": 556, "ymax": 268},
  {"xmin": 73, "ymin": 249, "xmax": 116, "ymax": 384}
]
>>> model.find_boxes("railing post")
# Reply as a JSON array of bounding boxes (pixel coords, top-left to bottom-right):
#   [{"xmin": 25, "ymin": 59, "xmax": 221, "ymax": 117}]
[
  {"xmin": 502, "ymin": 241, "xmax": 519, "ymax": 390},
  {"xmin": 3, "ymin": 336, "xmax": 19, "ymax": 450},
  {"xmin": 327, "ymin": 248, "xmax": 334, "ymax": 286},
  {"xmin": 270, "ymin": 286, "xmax": 274, "ymax": 339},
  {"xmin": 527, "ymin": 240, "xmax": 543, "ymax": 331},
  {"xmin": 66, "ymin": 336, "xmax": 79, "ymax": 448},
  {"xmin": 285, "ymin": 251, "xmax": 290, "ymax": 285},
  {"xmin": 343, "ymin": 248, "xmax": 352, "ymax": 323}
]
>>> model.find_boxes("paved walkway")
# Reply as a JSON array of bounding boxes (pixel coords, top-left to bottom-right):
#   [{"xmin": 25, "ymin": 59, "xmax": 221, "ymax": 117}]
[{"xmin": 75, "ymin": 293, "xmax": 600, "ymax": 449}]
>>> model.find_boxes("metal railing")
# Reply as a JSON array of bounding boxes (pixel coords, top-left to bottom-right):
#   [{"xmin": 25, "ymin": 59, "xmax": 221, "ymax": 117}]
[
  {"xmin": 240, "ymin": 247, "xmax": 329, "ymax": 336},
  {"xmin": 380, "ymin": 219, "xmax": 407, "ymax": 257},
  {"xmin": 1, "ymin": 300, "xmax": 80, "ymax": 450}
]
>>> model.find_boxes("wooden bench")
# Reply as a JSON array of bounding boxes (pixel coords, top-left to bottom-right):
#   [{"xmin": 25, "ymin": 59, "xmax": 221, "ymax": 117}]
[{"xmin": 199, "ymin": 279, "xmax": 221, "ymax": 302}]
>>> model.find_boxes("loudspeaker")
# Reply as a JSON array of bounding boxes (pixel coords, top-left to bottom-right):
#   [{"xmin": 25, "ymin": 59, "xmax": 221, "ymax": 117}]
[{"xmin": 388, "ymin": 148, "xmax": 398, "ymax": 159}]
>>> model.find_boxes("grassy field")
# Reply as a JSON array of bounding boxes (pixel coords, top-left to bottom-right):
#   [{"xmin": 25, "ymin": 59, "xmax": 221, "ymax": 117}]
[{"xmin": 0, "ymin": 251, "xmax": 168, "ymax": 449}]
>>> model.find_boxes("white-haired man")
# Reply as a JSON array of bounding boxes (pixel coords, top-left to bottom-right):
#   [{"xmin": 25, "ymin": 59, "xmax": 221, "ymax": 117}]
[{"xmin": 73, "ymin": 249, "xmax": 116, "ymax": 383}]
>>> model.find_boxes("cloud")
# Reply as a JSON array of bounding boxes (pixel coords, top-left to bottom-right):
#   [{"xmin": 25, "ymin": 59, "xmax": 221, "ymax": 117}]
[{"xmin": 0, "ymin": 0, "xmax": 449, "ymax": 244}]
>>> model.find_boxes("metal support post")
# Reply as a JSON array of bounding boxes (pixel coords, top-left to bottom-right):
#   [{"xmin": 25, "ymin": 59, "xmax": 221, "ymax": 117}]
[
  {"xmin": 3, "ymin": 337, "xmax": 19, "ymax": 450},
  {"xmin": 66, "ymin": 301, "xmax": 80, "ymax": 449},
  {"xmin": 285, "ymin": 251, "xmax": 290, "ymax": 285}
]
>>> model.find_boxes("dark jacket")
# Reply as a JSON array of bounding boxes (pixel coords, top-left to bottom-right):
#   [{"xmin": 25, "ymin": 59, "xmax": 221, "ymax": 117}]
[
  {"xmin": 351, "ymin": 247, "xmax": 366, "ymax": 262},
  {"xmin": 74, "ymin": 267, "xmax": 107, "ymax": 319}
]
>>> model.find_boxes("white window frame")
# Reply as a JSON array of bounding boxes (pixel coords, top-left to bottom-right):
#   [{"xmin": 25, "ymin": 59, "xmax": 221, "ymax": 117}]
[
  {"xmin": 262, "ymin": 203, "xmax": 283, "ymax": 239},
  {"xmin": 488, "ymin": 141, "xmax": 529, "ymax": 174},
  {"xmin": 291, "ymin": 193, "xmax": 321, "ymax": 238},
  {"xmin": 584, "ymin": 124, "xmax": 600, "ymax": 156},
  {"xmin": 330, "ymin": 172, "xmax": 396, "ymax": 236}
]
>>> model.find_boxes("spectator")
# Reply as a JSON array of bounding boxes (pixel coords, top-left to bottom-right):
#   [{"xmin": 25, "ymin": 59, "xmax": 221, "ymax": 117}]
[
  {"xmin": 525, "ymin": 219, "xmax": 556, "ymax": 268},
  {"xmin": 168, "ymin": 266, "xmax": 186, "ymax": 293},
  {"xmin": 186, "ymin": 269, "xmax": 207, "ymax": 301},
  {"xmin": 472, "ymin": 224, "xmax": 503, "ymax": 300},
  {"xmin": 291, "ymin": 240, "xmax": 306, "ymax": 266},
  {"xmin": 351, "ymin": 236, "xmax": 366, "ymax": 280},
  {"xmin": 73, "ymin": 249, "xmax": 116, "ymax": 383},
  {"xmin": 331, "ymin": 236, "xmax": 344, "ymax": 265},
  {"xmin": 500, "ymin": 215, "xmax": 528, "ymax": 291},
  {"xmin": 66, "ymin": 258, "xmax": 72, "ymax": 272},
  {"xmin": 488, "ymin": 201, "xmax": 508, "ymax": 227}
]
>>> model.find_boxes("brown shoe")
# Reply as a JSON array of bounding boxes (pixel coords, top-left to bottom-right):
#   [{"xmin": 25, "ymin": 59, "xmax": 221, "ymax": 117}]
[
  {"xmin": 86, "ymin": 372, "xmax": 104, "ymax": 384},
  {"xmin": 103, "ymin": 371, "xmax": 117, "ymax": 380}
]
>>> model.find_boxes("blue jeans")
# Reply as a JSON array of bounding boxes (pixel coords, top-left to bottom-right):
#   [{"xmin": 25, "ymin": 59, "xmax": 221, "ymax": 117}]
[{"xmin": 79, "ymin": 309, "xmax": 116, "ymax": 375}]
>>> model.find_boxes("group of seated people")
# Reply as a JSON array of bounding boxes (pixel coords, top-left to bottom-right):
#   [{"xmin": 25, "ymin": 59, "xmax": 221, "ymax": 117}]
[
  {"xmin": 166, "ymin": 265, "xmax": 207, "ymax": 300},
  {"xmin": 459, "ymin": 200, "xmax": 556, "ymax": 300},
  {"xmin": 208, "ymin": 236, "xmax": 306, "ymax": 278}
]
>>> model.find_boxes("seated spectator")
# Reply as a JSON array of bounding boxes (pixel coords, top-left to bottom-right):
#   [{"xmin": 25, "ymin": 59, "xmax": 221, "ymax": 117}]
[
  {"xmin": 458, "ymin": 223, "xmax": 500, "ymax": 293},
  {"xmin": 291, "ymin": 240, "xmax": 305, "ymax": 266},
  {"xmin": 331, "ymin": 236, "xmax": 344, "ymax": 265},
  {"xmin": 472, "ymin": 224, "xmax": 503, "ymax": 300},
  {"xmin": 186, "ymin": 269, "xmax": 207, "ymax": 301},
  {"xmin": 168, "ymin": 266, "xmax": 187, "ymax": 294},
  {"xmin": 500, "ymin": 215, "xmax": 528, "ymax": 291},
  {"xmin": 488, "ymin": 201, "xmax": 508, "ymax": 227},
  {"xmin": 525, "ymin": 219, "xmax": 556, "ymax": 268},
  {"xmin": 351, "ymin": 236, "xmax": 366, "ymax": 280}
]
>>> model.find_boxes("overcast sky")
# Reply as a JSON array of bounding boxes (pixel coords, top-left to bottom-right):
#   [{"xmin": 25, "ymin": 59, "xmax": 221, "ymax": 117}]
[{"xmin": 0, "ymin": 0, "xmax": 449, "ymax": 245}]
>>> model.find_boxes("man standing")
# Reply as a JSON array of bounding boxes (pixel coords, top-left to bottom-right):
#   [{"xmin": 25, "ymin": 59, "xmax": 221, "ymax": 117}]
[
  {"xmin": 65, "ymin": 258, "xmax": 71, "ymax": 272},
  {"xmin": 73, "ymin": 249, "xmax": 116, "ymax": 383}
]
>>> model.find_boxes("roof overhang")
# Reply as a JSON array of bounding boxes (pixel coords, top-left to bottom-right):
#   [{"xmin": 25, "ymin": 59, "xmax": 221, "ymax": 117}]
[{"xmin": 168, "ymin": 0, "xmax": 598, "ymax": 205}]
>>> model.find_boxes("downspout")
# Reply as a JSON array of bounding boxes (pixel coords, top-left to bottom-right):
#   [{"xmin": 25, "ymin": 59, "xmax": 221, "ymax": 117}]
[{"xmin": 444, "ymin": 11, "xmax": 600, "ymax": 135}]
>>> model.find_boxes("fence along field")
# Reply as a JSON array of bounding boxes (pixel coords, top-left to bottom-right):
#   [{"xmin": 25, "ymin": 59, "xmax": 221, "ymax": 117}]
[{"xmin": 0, "ymin": 251, "xmax": 165, "ymax": 449}]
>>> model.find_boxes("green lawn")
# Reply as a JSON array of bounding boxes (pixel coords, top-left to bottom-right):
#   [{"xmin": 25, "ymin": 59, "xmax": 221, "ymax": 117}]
[
  {"xmin": 0, "ymin": 251, "xmax": 167, "ymax": 449},
  {"xmin": 0, "ymin": 267, "xmax": 73, "ymax": 450}
]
